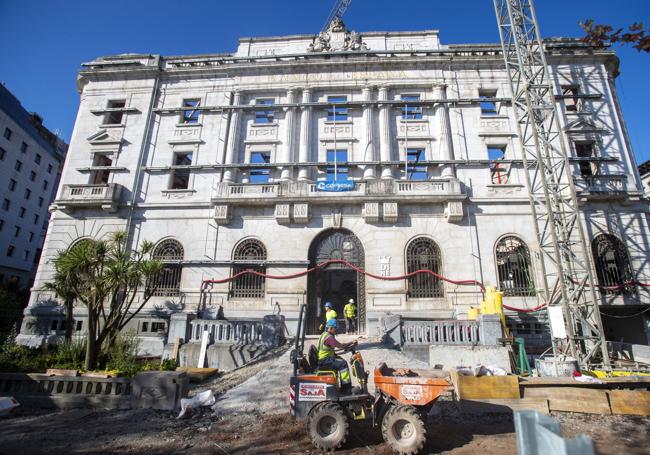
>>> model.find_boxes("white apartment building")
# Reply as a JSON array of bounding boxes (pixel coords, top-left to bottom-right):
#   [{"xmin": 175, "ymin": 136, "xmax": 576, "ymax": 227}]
[
  {"xmin": 18, "ymin": 21, "xmax": 650, "ymax": 354},
  {"xmin": 0, "ymin": 84, "xmax": 66, "ymax": 290}
]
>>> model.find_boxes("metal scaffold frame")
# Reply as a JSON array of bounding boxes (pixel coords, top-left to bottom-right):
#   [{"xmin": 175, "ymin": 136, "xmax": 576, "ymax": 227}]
[{"xmin": 493, "ymin": 0, "xmax": 610, "ymax": 368}]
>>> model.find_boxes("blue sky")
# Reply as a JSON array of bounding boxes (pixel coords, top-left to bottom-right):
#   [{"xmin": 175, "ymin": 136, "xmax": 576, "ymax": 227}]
[{"xmin": 1, "ymin": 0, "xmax": 648, "ymax": 163}]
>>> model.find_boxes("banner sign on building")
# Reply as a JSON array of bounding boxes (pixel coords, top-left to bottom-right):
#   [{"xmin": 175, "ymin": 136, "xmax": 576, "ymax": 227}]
[{"xmin": 316, "ymin": 180, "xmax": 355, "ymax": 192}]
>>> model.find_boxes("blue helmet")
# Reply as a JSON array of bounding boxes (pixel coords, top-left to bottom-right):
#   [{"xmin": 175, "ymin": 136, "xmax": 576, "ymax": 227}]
[
  {"xmin": 324, "ymin": 302, "xmax": 333, "ymax": 308},
  {"xmin": 325, "ymin": 319, "xmax": 338, "ymax": 329}
]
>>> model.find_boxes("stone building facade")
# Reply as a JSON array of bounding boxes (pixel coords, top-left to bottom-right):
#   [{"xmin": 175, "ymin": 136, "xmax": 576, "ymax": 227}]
[
  {"xmin": 18, "ymin": 22, "xmax": 650, "ymax": 353},
  {"xmin": 0, "ymin": 84, "xmax": 67, "ymax": 290}
]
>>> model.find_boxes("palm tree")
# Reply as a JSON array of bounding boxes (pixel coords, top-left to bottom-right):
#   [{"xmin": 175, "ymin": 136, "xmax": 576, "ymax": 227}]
[
  {"xmin": 42, "ymin": 259, "xmax": 77, "ymax": 342},
  {"xmin": 51, "ymin": 231, "xmax": 161, "ymax": 370}
]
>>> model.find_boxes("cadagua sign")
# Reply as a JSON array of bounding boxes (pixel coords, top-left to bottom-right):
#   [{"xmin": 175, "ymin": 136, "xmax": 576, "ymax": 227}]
[{"xmin": 316, "ymin": 180, "xmax": 355, "ymax": 192}]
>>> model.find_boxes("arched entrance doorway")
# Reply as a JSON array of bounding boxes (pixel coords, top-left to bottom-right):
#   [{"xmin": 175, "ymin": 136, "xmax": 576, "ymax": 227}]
[{"xmin": 307, "ymin": 229, "xmax": 365, "ymax": 334}]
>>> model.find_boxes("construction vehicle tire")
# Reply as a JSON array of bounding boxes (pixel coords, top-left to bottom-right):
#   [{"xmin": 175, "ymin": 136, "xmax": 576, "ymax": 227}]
[
  {"xmin": 308, "ymin": 402, "xmax": 349, "ymax": 451},
  {"xmin": 381, "ymin": 405, "xmax": 426, "ymax": 455}
]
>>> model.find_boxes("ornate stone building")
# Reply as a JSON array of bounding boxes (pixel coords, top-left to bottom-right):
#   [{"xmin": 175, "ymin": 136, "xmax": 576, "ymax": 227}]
[{"xmin": 18, "ymin": 21, "xmax": 650, "ymax": 354}]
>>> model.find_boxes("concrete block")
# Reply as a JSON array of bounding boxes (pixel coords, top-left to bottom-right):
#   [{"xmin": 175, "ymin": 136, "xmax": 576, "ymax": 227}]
[
  {"xmin": 130, "ymin": 371, "xmax": 189, "ymax": 411},
  {"xmin": 429, "ymin": 345, "xmax": 512, "ymax": 372},
  {"xmin": 379, "ymin": 313, "xmax": 402, "ymax": 348},
  {"xmin": 478, "ymin": 314, "xmax": 503, "ymax": 346}
]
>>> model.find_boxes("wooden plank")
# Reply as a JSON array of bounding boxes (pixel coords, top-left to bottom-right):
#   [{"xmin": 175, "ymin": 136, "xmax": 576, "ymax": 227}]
[
  {"xmin": 170, "ymin": 336, "xmax": 180, "ymax": 361},
  {"xmin": 521, "ymin": 376, "xmax": 650, "ymax": 387},
  {"xmin": 452, "ymin": 371, "xmax": 520, "ymax": 399},
  {"xmin": 197, "ymin": 330, "xmax": 209, "ymax": 368},
  {"xmin": 608, "ymin": 390, "xmax": 650, "ymax": 416},
  {"xmin": 524, "ymin": 387, "xmax": 611, "ymax": 414},
  {"xmin": 459, "ymin": 398, "xmax": 549, "ymax": 414},
  {"xmin": 176, "ymin": 367, "xmax": 219, "ymax": 382}
]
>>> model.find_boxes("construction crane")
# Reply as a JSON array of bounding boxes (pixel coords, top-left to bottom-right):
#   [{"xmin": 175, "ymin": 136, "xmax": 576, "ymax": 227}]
[
  {"xmin": 493, "ymin": 0, "xmax": 610, "ymax": 369},
  {"xmin": 321, "ymin": 0, "xmax": 352, "ymax": 33}
]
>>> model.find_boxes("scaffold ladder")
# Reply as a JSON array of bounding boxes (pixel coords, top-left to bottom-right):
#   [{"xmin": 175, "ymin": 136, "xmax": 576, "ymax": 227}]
[{"xmin": 493, "ymin": 0, "xmax": 610, "ymax": 368}]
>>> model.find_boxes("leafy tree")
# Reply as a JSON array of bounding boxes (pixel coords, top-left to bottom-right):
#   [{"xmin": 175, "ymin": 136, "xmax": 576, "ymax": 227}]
[
  {"xmin": 580, "ymin": 20, "xmax": 650, "ymax": 53},
  {"xmin": 51, "ymin": 231, "xmax": 161, "ymax": 369}
]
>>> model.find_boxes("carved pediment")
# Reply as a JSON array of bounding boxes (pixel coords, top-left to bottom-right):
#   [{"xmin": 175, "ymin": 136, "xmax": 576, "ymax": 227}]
[
  {"xmin": 86, "ymin": 129, "xmax": 123, "ymax": 145},
  {"xmin": 307, "ymin": 18, "xmax": 368, "ymax": 53},
  {"xmin": 564, "ymin": 116, "xmax": 608, "ymax": 134}
]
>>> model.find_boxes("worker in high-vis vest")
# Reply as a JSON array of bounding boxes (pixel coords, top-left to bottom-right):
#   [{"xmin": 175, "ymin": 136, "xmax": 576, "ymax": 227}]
[
  {"xmin": 344, "ymin": 298, "xmax": 357, "ymax": 334},
  {"xmin": 318, "ymin": 319, "xmax": 357, "ymax": 393},
  {"xmin": 319, "ymin": 301, "xmax": 338, "ymax": 332}
]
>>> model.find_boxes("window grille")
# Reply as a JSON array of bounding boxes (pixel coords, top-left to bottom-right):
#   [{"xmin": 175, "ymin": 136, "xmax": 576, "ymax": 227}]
[
  {"xmin": 150, "ymin": 239, "xmax": 183, "ymax": 297},
  {"xmin": 591, "ymin": 234, "xmax": 634, "ymax": 295},
  {"xmin": 406, "ymin": 237, "xmax": 443, "ymax": 298},
  {"xmin": 495, "ymin": 236, "xmax": 536, "ymax": 296},
  {"xmin": 231, "ymin": 239, "xmax": 267, "ymax": 299}
]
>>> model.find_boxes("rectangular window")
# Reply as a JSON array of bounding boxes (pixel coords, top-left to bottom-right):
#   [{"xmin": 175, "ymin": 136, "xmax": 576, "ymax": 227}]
[
  {"xmin": 47, "ymin": 163, "xmax": 53, "ymax": 173},
  {"xmin": 181, "ymin": 99, "xmax": 200, "ymax": 124},
  {"xmin": 76, "ymin": 320, "xmax": 83, "ymax": 331},
  {"xmin": 29, "ymin": 232, "xmax": 34, "ymax": 242},
  {"xmin": 91, "ymin": 153, "xmax": 113, "ymax": 184},
  {"xmin": 0, "ymin": 147, "xmax": 5, "ymax": 160},
  {"xmin": 575, "ymin": 141, "xmax": 598, "ymax": 176},
  {"xmin": 29, "ymin": 170, "xmax": 36, "ymax": 181},
  {"xmin": 7, "ymin": 245, "xmax": 14, "ymax": 257},
  {"xmin": 43, "ymin": 180, "xmax": 49, "ymax": 191},
  {"xmin": 406, "ymin": 149, "xmax": 427, "ymax": 180},
  {"xmin": 38, "ymin": 197, "xmax": 44, "ymax": 207},
  {"xmin": 488, "ymin": 146, "xmax": 508, "ymax": 184},
  {"xmin": 254, "ymin": 98, "xmax": 275, "ymax": 124},
  {"xmin": 479, "ymin": 90, "xmax": 498, "ymax": 115},
  {"xmin": 170, "ymin": 152, "xmax": 193, "ymax": 189},
  {"xmin": 33, "ymin": 248, "xmax": 42, "ymax": 264},
  {"xmin": 15, "ymin": 160, "xmax": 22, "ymax": 171},
  {"xmin": 103, "ymin": 100, "xmax": 126, "ymax": 125},
  {"xmin": 23, "ymin": 250, "xmax": 29, "ymax": 261},
  {"xmin": 19, "ymin": 207, "xmax": 25, "ymax": 218},
  {"xmin": 14, "ymin": 226, "xmax": 20, "ymax": 238},
  {"xmin": 34, "ymin": 153, "xmax": 41, "ymax": 164},
  {"xmin": 326, "ymin": 149, "xmax": 348, "ymax": 180},
  {"xmin": 0, "ymin": 220, "xmax": 3, "ymax": 231},
  {"xmin": 151, "ymin": 322, "xmax": 166, "ymax": 332},
  {"xmin": 24, "ymin": 188, "xmax": 31, "ymax": 200},
  {"xmin": 327, "ymin": 96, "xmax": 348, "ymax": 121},
  {"xmin": 2, "ymin": 199, "xmax": 9, "ymax": 211},
  {"xmin": 401, "ymin": 94, "xmax": 422, "ymax": 120},
  {"xmin": 21, "ymin": 142, "xmax": 28, "ymax": 153},
  {"xmin": 561, "ymin": 85, "xmax": 580, "ymax": 112},
  {"xmin": 141, "ymin": 322, "xmax": 149, "ymax": 333},
  {"xmin": 4, "ymin": 128, "xmax": 12, "ymax": 140},
  {"xmin": 9, "ymin": 179, "xmax": 16, "ymax": 191},
  {"xmin": 33, "ymin": 214, "xmax": 39, "ymax": 225},
  {"xmin": 249, "ymin": 151, "xmax": 271, "ymax": 183}
]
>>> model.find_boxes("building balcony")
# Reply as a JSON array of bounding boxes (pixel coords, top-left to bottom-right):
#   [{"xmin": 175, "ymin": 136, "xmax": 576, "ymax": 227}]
[
  {"xmin": 54, "ymin": 183, "xmax": 122, "ymax": 213},
  {"xmin": 210, "ymin": 178, "xmax": 464, "ymax": 205},
  {"xmin": 573, "ymin": 174, "xmax": 641, "ymax": 200}
]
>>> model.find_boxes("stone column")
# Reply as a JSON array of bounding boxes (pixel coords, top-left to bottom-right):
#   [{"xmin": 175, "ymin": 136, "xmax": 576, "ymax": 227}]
[
  {"xmin": 434, "ymin": 84, "xmax": 456, "ymax": 178},
  {"xmin": 362, "ymin": 86, "xmax": 377, "ymax": 180},
  {"xmin": 223, "ymin": 90, "xmax": 242, "ymax": 183},
  {"xmin": 298, "ymin": 88, "xmax": 312, "ymax": 182},
  {"xmin": 378, "ymin": 86, "xmax": 393, "ymax": 179},
  {"xmin": 281, "ymin": 88, "xmax": 296, "ymax": 181}
]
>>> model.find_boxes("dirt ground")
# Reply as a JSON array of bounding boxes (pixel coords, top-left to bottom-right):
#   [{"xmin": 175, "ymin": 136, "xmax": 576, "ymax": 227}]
[
  {"xmin": 2, "ymin": 340, "xmax": 649, "ymax": 454},
  {"xmin": 2, "ymin": 403, "xmax": 649, "ymax": 454}
]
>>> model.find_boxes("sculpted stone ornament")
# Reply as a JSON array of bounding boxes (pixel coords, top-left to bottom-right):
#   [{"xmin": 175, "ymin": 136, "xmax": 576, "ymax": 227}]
[{"xmin": 307, "ymin": 18, "xmax": 368, "ymax": 53}]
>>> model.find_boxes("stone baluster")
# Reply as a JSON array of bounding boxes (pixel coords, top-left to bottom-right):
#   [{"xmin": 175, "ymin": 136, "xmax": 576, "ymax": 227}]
[
  {"xmin": 223, "ymin": 90, "xmax": 242, "ymax": 183},
  {"xmin": 434, "ymin": 84, "xmax": 456, "ymax": 178},
  {"xmin": 280, "ymin": 88, "xmax": 297, "ymax": 181},
  {"xmin": 378, "ymin": 86, "xmax": 393, "ymax": 179},
  {"xmin": 362, "ymin": 86, "xmax": 377, "ymax": 180},
  {"xmin": 298, "ymin": 88, "xmax": 312, "ymax": 181}
]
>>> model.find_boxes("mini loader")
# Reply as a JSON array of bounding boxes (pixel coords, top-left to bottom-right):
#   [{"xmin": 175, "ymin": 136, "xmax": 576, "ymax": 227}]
[{"xmin": 289, "ymin": 305, "xmax": 452, "ymax": 454}]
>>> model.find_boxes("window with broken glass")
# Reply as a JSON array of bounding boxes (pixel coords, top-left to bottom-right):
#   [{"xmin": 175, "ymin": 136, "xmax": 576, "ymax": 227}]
[
  {"xmin": 250, "ymin": 151, "xmax": 271, "ymax": 183},
  {"xmin": 103, "ymin": 100, "xmax": 126, "ymax": 125},
  {"xmin": 254, "ymin": 99, "xmax": 275, "ymax": 124},
  {"xmin": 170, "ymin": 152, "xmax": 193, "ymax": 189},
  {"xmin": 327, "ymin": 96, "xmax": 348, "ymax": 121},
  {"xmin": 591, "ymin": 234, "xmax": 635, "ymax": 295},
  {"xmin": 401, "ymin": 94, "xmax": 422, "ymax": 120},
  {"xmin": 180, "ymin": 99, "xmax": 200, "ymax": 124},
  {"xmin": 91, "ymin": 153, "xmax": 113, "ymax": 184}
]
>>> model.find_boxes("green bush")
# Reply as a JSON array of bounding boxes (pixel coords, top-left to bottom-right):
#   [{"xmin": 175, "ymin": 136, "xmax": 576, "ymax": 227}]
[
  {"xmin": 49, "ymin": 337, "xmax": 86, "ymax": 370},
  {"xmin": 104, "ymin": 331, "xmax": 141, "ymax": 377}
]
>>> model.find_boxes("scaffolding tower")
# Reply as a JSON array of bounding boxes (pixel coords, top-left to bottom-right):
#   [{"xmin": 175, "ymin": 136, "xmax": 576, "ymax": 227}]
[{"xmin": 493, "ymin": 0, "xmax": 610, "ymax": 368}]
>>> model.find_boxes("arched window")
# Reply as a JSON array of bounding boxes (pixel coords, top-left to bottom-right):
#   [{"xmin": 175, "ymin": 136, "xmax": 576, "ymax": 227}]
[
  {"xmin": 231, "ymin": 239, "xmax": 267, "ymax": 299},
  {"xmin": 150, "ymin": 239, "xmax": 183, "ymax": 297},
  {"xmin": 495, "ymin": 236, "xmax": 535, "ymax": 296},
  {"xmin": 406, "ymin": 237, "xmax": 443, "ymax": 298},
  {"xmin": 591, "ymin": 234, "xmax": 634, "ymax": 295}
]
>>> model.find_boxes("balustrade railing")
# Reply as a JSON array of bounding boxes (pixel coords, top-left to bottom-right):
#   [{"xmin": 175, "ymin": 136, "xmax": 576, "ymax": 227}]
[
  {"xmin": 402, "ymin": 319, "xmax": 480, "ymax": 346},
  {"xmin": 189, "ymin": 319, "xmax": 265, "ymax": 344}
]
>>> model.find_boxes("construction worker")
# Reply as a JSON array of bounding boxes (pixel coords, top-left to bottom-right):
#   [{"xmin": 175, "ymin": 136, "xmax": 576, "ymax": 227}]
[
  {"xmin": 318, "ymin": 318, "xmax": 357, "ymax": 393},
  {"xmin": 344, "ymin": 298, "xmax": 357, "ymax": 334},
  {"xmin": 319, "ymin": 301, "xmax": 337, "ymax": 332}
]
